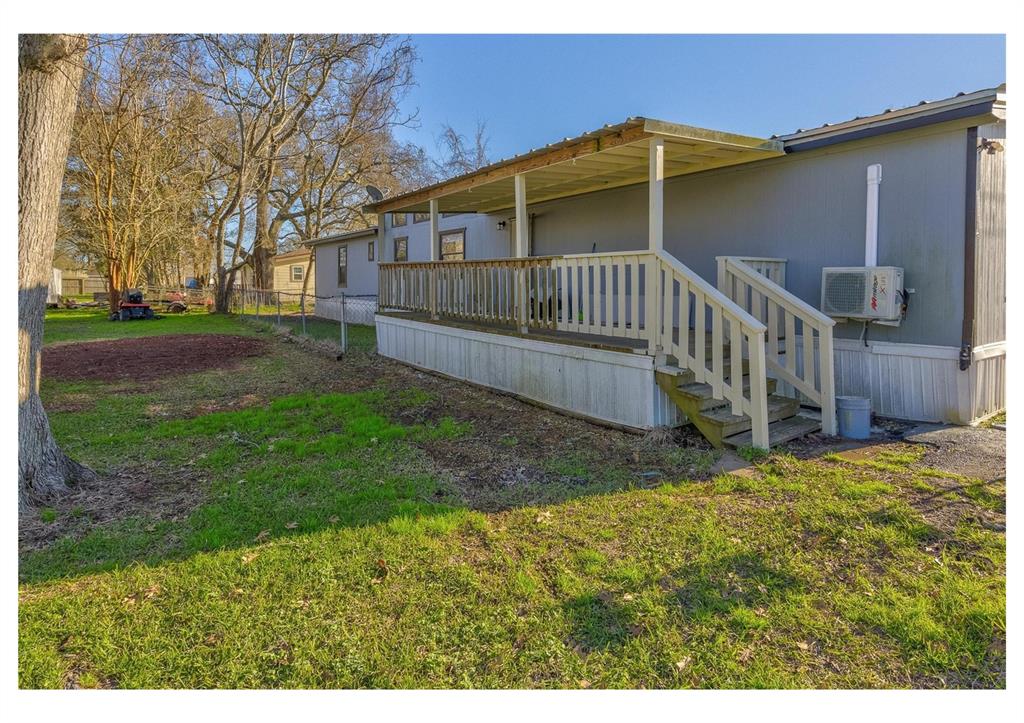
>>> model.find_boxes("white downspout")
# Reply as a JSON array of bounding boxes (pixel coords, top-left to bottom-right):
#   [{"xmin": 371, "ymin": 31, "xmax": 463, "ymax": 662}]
[{"xmin": 865, "ymin": 163, "xmax": 882, "ymax": 266}]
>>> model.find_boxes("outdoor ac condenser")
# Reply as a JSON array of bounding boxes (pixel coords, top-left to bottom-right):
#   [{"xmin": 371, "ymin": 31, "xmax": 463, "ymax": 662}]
[{"xmin": 820, "ymin": 266, "xmax": 904, "ymax": 323}]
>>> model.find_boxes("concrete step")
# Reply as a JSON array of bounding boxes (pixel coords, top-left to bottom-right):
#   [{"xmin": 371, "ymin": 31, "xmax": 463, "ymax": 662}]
[
  {"xmin": 723, "ymin": 414, "xmax": 821, "ymax": 449},
  {"xmin": 675, "ymin": 377, "xmax": 778, "ymax": 411},
  {"xmin": 696, "ymin": 394, "xmax": 801, "ymax": 440}
]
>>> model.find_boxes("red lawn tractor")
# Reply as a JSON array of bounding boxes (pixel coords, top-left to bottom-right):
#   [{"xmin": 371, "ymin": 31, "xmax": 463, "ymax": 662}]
[{"xmin": 110, "ymin": 289, "xmax": 156, "ymax": 321}]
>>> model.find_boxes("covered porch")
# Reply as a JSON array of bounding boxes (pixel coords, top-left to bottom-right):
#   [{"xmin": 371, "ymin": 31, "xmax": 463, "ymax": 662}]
[{"xmin": 368, "ymin": 118, "xmax": 837, "ymax": 448}]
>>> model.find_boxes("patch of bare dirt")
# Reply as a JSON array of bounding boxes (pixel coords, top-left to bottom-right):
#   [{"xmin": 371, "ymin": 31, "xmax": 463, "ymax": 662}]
[
  {"xmin": 42, "ymin": 334, "xmax": 269, "ymax": 383},
  {"xmin": 377, "ymin": 364, "xmax": 717, "ymax": 510},
  {"xmin": 19, "ymin": 461, "xmax": 209, "ymax": 552}
]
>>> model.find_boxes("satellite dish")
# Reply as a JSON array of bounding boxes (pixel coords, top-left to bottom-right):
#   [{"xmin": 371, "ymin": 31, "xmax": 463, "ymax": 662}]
[{"xmin": 364, "ymin": 184, "xmax": 384, "ymax": 202}]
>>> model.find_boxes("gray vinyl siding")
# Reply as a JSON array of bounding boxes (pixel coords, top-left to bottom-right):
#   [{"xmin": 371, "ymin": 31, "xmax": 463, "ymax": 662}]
[
  {"xmin": 381, "ymin": 124, "xmax": 975, "ymax": 349},
  {"xmin": 973, "ymin": 120, "xmax": 1006, "ymax": 346},
  {"xmin": 313, "ymin": 234, "xmax": 378, "ymax": 297},
  {"xmin": 527, "ymin": 125, "xmax": 970, "ymax": 348}
]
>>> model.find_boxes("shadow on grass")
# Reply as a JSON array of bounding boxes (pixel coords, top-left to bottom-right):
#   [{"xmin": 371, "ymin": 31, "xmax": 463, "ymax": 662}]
[
  {"xmin": 24, "ymin": 380, "xmax": 677, "ymax": 586},
  {"xmin": 563, "ymin": 552, "xmax": 804, "ymax": 654},
  {"xmin": 20, "ymin": 390, "xmax": 465, "ymax": 584}
]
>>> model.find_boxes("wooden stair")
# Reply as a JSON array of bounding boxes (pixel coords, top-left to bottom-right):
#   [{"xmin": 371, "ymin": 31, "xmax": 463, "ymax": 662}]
[{"xmin": 655, "ymin": 363, "xmax": 820, "ymax": 449}]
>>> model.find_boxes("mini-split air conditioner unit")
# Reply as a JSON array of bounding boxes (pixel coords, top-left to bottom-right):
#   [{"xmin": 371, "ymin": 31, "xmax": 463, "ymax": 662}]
[{"xmin": 821, "ymin": 266, "xmax": 904, "ymax": 323}]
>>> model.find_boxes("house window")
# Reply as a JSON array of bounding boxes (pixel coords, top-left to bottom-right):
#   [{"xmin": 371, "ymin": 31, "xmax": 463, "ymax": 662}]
[
  {"xmin": 392, "ymin": 213, "xmax": 407, "ymax": 227},
  {"xmin": 440, "ymin": 229, "xmax": 465, "ymax": 261},
  {"xmin": 290, "ymin": 265, "xmax": 304, "ymax": 282},
  {"xmin": 368, "ymin": 241, "xmax": 375, "ymax": 262},
  {"xmin": 394, "ymin": 236, "xmax": 408, "ymax": 262},
  {"xmin": 337, "ymin": 245, "xmax": 348, "ymax": 287},
  {"xmin": 413, "ymin": 212, "xmax": 429, "ymax": 223}
]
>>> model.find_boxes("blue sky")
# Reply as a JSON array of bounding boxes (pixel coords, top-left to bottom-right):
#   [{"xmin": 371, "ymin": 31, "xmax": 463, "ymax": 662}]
[{"xmin": 395, "ymin": 35, "xmax": 1005, "ymax": 161}]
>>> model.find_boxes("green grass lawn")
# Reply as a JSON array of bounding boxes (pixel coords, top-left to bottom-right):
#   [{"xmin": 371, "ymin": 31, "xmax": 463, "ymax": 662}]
[
  {"xmin": 19, "ymin": 310, "xmax": 1005, "ymax": 689},
  {"xmin": 271, "ymin": 314, "xmax": 377, "ymax": 354},
  {"xmin": 44, "ymin": 308, "xmax": 254, "ymax": 345},
  {"xmin": 43, "ymin": 307, "xmax": 376, "ymax": 354}
]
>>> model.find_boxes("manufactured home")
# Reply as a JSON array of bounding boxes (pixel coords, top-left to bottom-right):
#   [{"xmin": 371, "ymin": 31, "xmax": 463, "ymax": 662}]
[{"xmin": 348, "ymin": 86, "xmax": 1004, "ymax": 447}]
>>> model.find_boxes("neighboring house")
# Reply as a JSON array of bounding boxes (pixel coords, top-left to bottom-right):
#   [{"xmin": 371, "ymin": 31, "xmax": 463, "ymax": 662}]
[
  {"xmin": 358, "ymin": 85, "xmax": 1005, "ymax": 442},
  {"xmin": 304, "ymin": 227, "xmax": 379, "ymax": 321},
  {"xmin": 271, "ymin": 248, "xmax": 315, "ymax": 295}
]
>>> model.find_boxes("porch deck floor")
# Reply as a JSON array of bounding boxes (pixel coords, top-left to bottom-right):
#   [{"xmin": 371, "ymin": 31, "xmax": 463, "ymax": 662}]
[{"xmin": 376, "ymin": 310, "xmax": 650, "ymax": 354}]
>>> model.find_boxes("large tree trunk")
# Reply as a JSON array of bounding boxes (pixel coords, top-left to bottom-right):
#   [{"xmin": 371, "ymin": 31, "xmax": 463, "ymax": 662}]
[
  {"xmin": 251, "ymin": 177, "xmax": 275, "ymax": 291},
  {"xmin": 19, "ymin": 34, "xmax": 95, "ymax": 508}
]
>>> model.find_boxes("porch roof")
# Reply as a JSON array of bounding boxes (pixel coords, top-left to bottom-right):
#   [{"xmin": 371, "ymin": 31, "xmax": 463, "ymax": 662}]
[{"xmin": 365, "ymin": 118, "xmax": 785, "ymax": 215}]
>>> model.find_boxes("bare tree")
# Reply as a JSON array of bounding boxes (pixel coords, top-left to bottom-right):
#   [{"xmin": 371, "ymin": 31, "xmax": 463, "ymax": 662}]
[
  {"xmin": 434, "ymin": 121, "xmax": 490, "ymax": 177},
  {"xmin": 19, "ymin": 34, "xmax": 94, "ymax": 507},
  {"xmin": 62, "ymin": 36, "xmax": 208, "ymax": 312},
  {"xmin": 181, "ymin": 34, "xmax": 417, "ymax": 308}
]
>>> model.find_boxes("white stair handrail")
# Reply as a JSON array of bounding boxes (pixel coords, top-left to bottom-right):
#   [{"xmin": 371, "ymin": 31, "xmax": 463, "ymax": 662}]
[
  {"xmin": 717, "ymin": 256, "xmax": 836, "ymax": 435},
  {"xmin": 654, "ymin": 249, "xmax": 770, "ymax": 449}
]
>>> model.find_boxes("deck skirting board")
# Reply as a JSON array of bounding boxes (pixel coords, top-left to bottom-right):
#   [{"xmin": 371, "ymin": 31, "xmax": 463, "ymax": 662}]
[
  {"xmin": 773, "ymin": 336, "xmax": 1004, "ymax": 424},
  {"xmin": 376, "ymin": 314, "xmax": 682, "ymax": 430}
]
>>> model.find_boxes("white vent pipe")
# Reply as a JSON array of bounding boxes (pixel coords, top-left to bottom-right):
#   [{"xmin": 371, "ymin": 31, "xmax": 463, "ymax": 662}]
[{"xmin": 865, "ymin": 164, "xmax": 882, "ymax": 266}]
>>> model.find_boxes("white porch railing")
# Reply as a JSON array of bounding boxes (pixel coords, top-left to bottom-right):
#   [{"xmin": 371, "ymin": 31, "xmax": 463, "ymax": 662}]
[
  {"xmin": 379, "ymin": 250, "xmax": 777, "ymax": 448},
  {"xmin": 553, "ymin": 251, "xmax": 653, "ymax": 339},
  {"xmin": 379, "ymin": 257, "xmax": 560, "ymax": 331},
  {"xmin": 717, "ymin": 256, "xmax": 837, "ymax": 435}
]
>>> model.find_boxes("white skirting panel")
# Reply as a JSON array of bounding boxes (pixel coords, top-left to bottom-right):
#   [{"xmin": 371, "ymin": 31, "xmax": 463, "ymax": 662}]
[
  {"xmin": 970, "ymin": 342, "xmax": 1006, "ymax": 421},
  {"xmin": 376, "ymin": 314, "xmax": 682, "ymax": 430},
  {"xmin": 772, "ymin": 336, "xmax": 1005, "ymax": 425},
  {"xmin": 314, "ymin": 297, "xmax": 377, "ymax": 326}
]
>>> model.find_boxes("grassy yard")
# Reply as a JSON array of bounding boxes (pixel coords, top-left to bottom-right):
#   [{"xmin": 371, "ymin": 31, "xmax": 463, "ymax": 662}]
[{"xmin": 19, "ymin": 310, "xmax": 1005, "ymax": 688}]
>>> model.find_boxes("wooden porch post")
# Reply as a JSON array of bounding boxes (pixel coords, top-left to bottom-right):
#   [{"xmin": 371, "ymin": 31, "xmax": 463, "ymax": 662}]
[
  {"xmin": 429, "ymin": 199, "xmax": 439, "ymax": 262},
  {"xmin": 429, "ymin": 199, "xmax": 439, "ymax": 318},
  {"xmin": 648, "ymin": 137, "xmax": 664, "ymax": 253},
  {"xmin": 515, "ymin": 173, "xmax": 528, "ymax": 332},
  {"xmin": 514, "ymin": 174, "xmax": 528, "ymax": 258},
  {"xmin": 647, "ymin": 137, "xmax": 665, "ymax": 356}
]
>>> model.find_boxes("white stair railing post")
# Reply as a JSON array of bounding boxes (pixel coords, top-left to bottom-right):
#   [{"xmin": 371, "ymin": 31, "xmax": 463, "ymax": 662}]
[
  {"xmin": 819, "ymin": 324, "xmax": 837, "ymax": 435},
  {"xmin": 748, "ymin": 327, "xmax": 770, "ymax": 449}
]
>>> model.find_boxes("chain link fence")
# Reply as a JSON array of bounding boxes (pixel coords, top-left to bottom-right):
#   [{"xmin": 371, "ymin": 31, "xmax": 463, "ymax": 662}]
[{"xmin": 229, "ymin": 287, "xmax": 377, "ymax": 354}]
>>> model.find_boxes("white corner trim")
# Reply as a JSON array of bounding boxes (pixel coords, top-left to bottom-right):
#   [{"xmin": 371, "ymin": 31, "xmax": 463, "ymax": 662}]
[{"xmin": 972, "ymin": 340, "xmax": 1007, "ymax": 361}]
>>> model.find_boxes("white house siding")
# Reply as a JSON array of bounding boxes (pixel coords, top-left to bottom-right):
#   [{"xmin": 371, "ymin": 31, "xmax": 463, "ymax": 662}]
[
  {"xmin": 381, "ymin": 212, "xmax": 511, "ymax": 263},
  {"xmin": 376, "ymin": 314, "xmax": 681, "ymax": 430}
]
